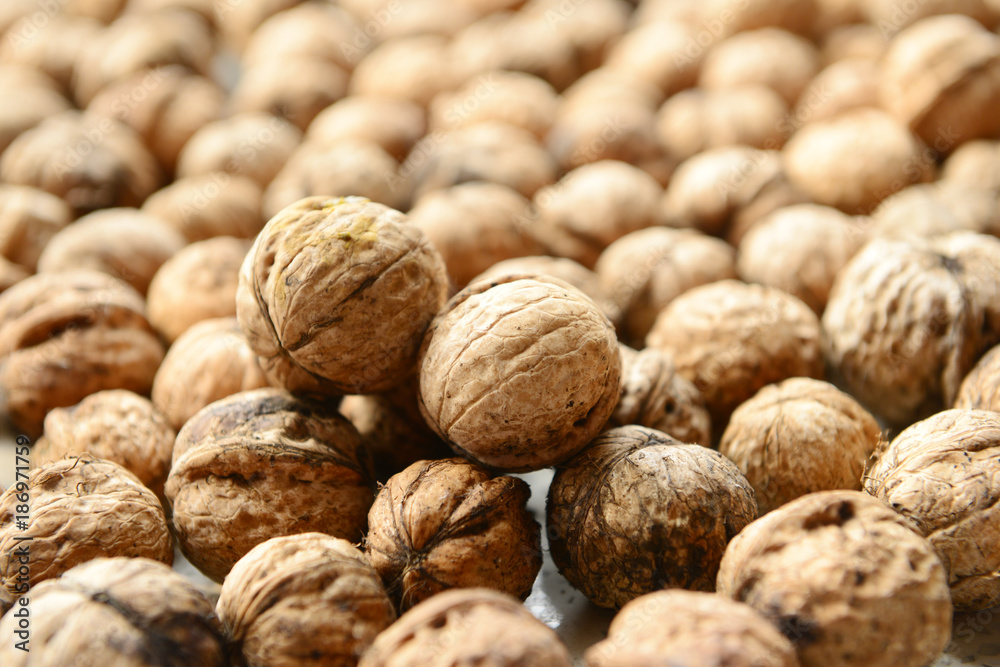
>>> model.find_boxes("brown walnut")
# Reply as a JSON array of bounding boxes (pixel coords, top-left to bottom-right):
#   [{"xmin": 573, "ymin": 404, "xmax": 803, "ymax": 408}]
[{"xmin": 141, "ymin": 173, "xmax": 265, "ymax": 243}]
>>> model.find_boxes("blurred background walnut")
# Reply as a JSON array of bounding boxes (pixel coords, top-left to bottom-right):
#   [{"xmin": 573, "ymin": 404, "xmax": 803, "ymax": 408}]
[
  {"xmin": 0, "ymin": 184, "xmax": 71, "ymax": 272},
  {"xmin": 141, "ymin": 173, "xmax": 264, "ymax": 242}
]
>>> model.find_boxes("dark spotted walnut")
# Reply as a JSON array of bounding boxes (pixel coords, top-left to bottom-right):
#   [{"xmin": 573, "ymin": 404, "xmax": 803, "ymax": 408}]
[
  {"xmin": 547, "ymin": 425, "xmax": 757, "ymax": 609},
  {"xmin": 364, "ymin": 458, "xmax": 541, "ymax": 611}
]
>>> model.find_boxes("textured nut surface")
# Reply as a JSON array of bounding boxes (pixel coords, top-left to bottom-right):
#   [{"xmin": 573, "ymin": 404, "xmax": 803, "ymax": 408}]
[
  {"xmin": 717, "ymin": 491, "xmax": 952, "ymax": 667},
  {"xmin": 0, "ymin": 557, "xmax": 229, "ymax": 667},
  {"xmin": 585, "ymin": 590, "xmax": 800, "ymax": 667},
  {"xmin": 142, "ymin": 173, "xmax": 265, "ymax": 242},
  {"xmin": 418, "ymin": 276, "xmax": 621, "ymax": 472},
  {"xmin": 165, "ymin": 388, "xmax": 375, "ymax": 582},
  {"xmin": 231, "ymin": 57, "xmax": 348, "ymax": 132},
  {"xmin": 822, "ymin": 233, "xmax": 1000, "ymax": 426},
  {"xmin": 870, "ymin": 182, "xmax": 1000, "ymax": 240},
  {"xmin": 365, "ymin": 458, "xmax": 541, "ymax": 611},
  {"xmin": 147, "ymin": 236, "xmax": 251, "ymax": 343},
  {"xmin": 218, "ymin": 533, "xmax": 395, "ymax": 667},
  {"xmin": 956, "ymin": 342, "xmax": 1000, "ymax": 411},
  {"xmin": 0, "ymin": 184, "xmax": 71, "ymax": 271},
  {"xmin": 359, "ymin": 588, "xmax": 573, "ymax": 667},
  {"xmin": 793, "ymin": 57, "xmax": 879, "ymax": 123},
  {"xmin": 646, "ymin": 280, "xmax": 824, "ymax": 432},
  {"xmin": 719, "ymin": 378, "xmax": 881, "ymax": 514},
  {"xmin": 0, "ymin": 82, "xmax": 71, "ymax": 158},
  {"xmin": 306, "ymin": 95, "xmax": 426, "ymax": 161},
  {"xmin": 609, "ymin": 345, "xmax": 711, "ymax": 448},
  {"xmin": 32, "ymin": 389, "xmax": 175, "ymax": 499},
  {"xmin": 237, "ymin": 196, "xmax": 448, "ymax": 395},
  {"xmin": 0, "ymin": 455, "xmax": 173, "ymax": 599},
  {"xmin": 548, "ymin": 426, "xmax": 757, "ymax": 609},
  {"xmin": 0, "ymin": 270, "xmax": 165, "ymax": 436},
  {"xmin": 943, "ymin": 139, "xmax": 1000, "ymax": 194},
  {"xmin": 864, "ymin": 409, "xmax": 1000, "ymax": 610}
]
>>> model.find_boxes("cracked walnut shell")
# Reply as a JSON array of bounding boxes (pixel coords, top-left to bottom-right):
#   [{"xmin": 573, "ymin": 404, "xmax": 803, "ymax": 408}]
[
  {"xmin": 237, "ymin": 196, "xmax": 448, "ymax": 395},
  {"xmin": 365, "ymin": 458, "xmax": 541, "ymax": 611},
  {"xmin": 417, "ymin": 275, "xmax": 621, "ymax": 472},
  {"xmin": 547, "ymin": 425, "xmax": 757, "ymax": 609},
  {"xmin": 218, "ymin": 533, "xmax": 395, "ymax": 667}
]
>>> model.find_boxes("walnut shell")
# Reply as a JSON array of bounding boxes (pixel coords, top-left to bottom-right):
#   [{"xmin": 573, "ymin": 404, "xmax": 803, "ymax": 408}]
[
  {"xmin": 719, "ymin": 378, "xmax": 881, "ymax": 515},
  {"xmin": 869, "ymin": 181, "xmax": 1000, "ymax": 240},
  {"xmin": 955, "ymin": 342, "xmax": 1000, "ymax": 410},
  {"xmin": 229, "ymin": 57, "xmax": 349, "ymax": 132},
  {"xmin": 176, "ymin": 111, "xmax": 302, "ymax": 189},
  {"xmin": 645, "ymin": 280, "xmax": 824, "ymax": 433},
  {"xmin": 417, "ymin": 275, "xmax": 621, "ymax": 472},
  {"xmin": 584, "ymin": 590, "xmax": 800, "ymax": 667},
  {"xmin": 522, "ymin": 0, "xmax": 630, "ymax": 72},
  {"xmin": 0, "ymin": 15, "xmax": 100, "ymax": 91},
  {"xmin": 596, "ymin": 227, "xmax": 737, "ymax": 345},
  {"xmin": 365, "ymin": 0, "xmax": 477, "ymax": 40},
  {"xmin": 241, "ymin": 2, "xmax": 366, "ymax": 72},
  {"xmin": 864, "ymin": 409, "xmax": 1000, "ymax": 610},
  {"xmin": 36, "ymin": 207, "xmax": 186, "ymax": 296},
  {"xmin": 152, "ymin": 318, "xmax": 270, "ymax": 431},
  {"xmin": 306, "ymin": 96, "xmax": 427, "ymax": 162},
  {"xmin": 0, "ymin": 455, "xmax": 173, "ymax": 599},
  {"xmin": 609, "ymin": 345, "xmax": 711, "ymax": 448},
  {"xmin": 213, "ymin": 0, "xmax": 301, "ymax": 51},
  {"xmin": 146, "ymin": 236, "xmax": 250, "ymax": 343},
  {"xmin": 428, "ymin": 70, "xmax": 559, "ymax": 139},
  {"xmin": 820, "ymin": 23, "xmax": 887, "ymax": 63},
  {"xmin": 358, "ymin": 588, "xmax": 573, "ymax": 667},
  {"xmin": 880, "ymin": 14, "xmax": 1000, "ymax": 148},
  {"xmin": 783, "ymin": 108, "xmax": 934, "ymax": 215},
  {"xmin": 32, "ymin": 389, "xmax": 175, "ymax": 499},
  {"xmin": 736, "ymin": 204, "xmax": 867, "ymax": 315},
  {"xmin": 548, "ymin": 425, "xmax": 757, "ymax": 609},
  {"xmin": 60, "ymin": 0, "xmax": 127, "ymax": 23},
  {"xmin": 350, "ymin": 35, "xmax": 457, "ymax": 107},
  {"xmin": 604, "ymin": 21, "xmax": 703, "ymax": 96},
  {"xmin": 141, "ymin": 173, "xmax": 265, "ymax": 242},
  {"xmin": 697, "ymin": 0, "xmax": 819, "ymax": 36},
  {"xmin": 0, "ymin": 270, "xmax": 165, "ymax": 436},
  {"xmin": 88, "ymin": 66, "xmax": 225, "ymax": 174},
  {"xmin": 0, "ymin": 184, "xmax": 71, "ymax": 271},
  {"xmin": 822, "ymin": 232, "xmax": 1000, "ymax": 426},
  {"xmin": 863, "ymin": 0, "xmax": 998, "ymax": 33},
  {"xmin": 531, "ymin": 160, "xmax": 662, "ymax": 270},
  {"xmin": 218, "ymin": 533, "xmax": 396, "ymax": 667},
  {"xmin": 0, "ymin": 557, "xmax": 229, "ymax": 667},
  {"xmin": 164, "ymin": 388, "xmax": 375, "ymax": 582},
  {"xmin": 943, "ymin": 139, "xmax": 1000, "ymax": 193},
  {"xmin": 716, "ymin": 491, "xmax": 952, "ymax": 667},
  {"xmin": 792, "ymin": 57, "xmax": 879, "ymax": 124},
  {"xmin": 0, "ymin": 80, "xmax": 72, "ymax": 158},
  {"xmin": 0, "ymin": 110, "xmax": 162, "ymax": 216},
  {"xmin": 0, "ymin": 258, "xmax": 27, "ymax": 295},
  {"xmin": 237, "ymin": 196, "xmax": 448, "ymax": 395}
]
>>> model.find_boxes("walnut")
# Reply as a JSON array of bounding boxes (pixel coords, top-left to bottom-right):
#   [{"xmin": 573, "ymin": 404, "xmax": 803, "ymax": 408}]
[
  {"xmin": 176, "ymin": 111, "xmax": 303, "ymax": 189},
  {"xmin": 262, "ymin": 141, "xmax": 408, "ymax": 220},
  {"xmin": 407, "ymin": 182, "xmax": 543, "ymax": 290},
  {"xmin": 152, "ymin": 317, "xmax": 270, "ymax": 431},
  {"xmin": 863, "ymin": 409, "xmax": 1000, "ymax": 610},
  {"xmin": 32, "ymin": 389, "xmax": 175, "ymax": 499},
  {"xmin": 819, "ymin": 23, "xmax": 887, "ymax": 63},
  {"xmin": 604, "ymin": 21, "xmax": 703, "ymax": 96},
  {"xmin": 659, "ymin": 146, "xmax": 808, "ymax": 243},
  {"xmin": 0, "ymin": 270, "xmax": 165, "ymax": 436},
  {"xmin": 428, "ymin": 70, "xmax": 558, "ymax": 139},
  {"xmin": 0, "ymin": 110, "xmax": 162, "ymax": 216},
  {"xmin": 716, "ymin": 490, "xmax": 952, "ymax": 667},
  {"xmin": 340, "ymin": 376, "xmax": 452, "ymax": 482},
  {"xmin": 561, "ymin": 67, "xmax": 663, "ymax": 112},
  {"xmin": 956, "ymin": 342, "xmax": 1000, "ymax": 410},
  {"xmin": 645, "ymin": 280, "xmax": 824, "ymax": 433},
  {"xmin": 522, "ymin": 0, "xmax": 629, "ymax": 71},
  {"xmin": 655, "ymin": 85, "xmax": 789, "ymax": 164},
  {"xmin": 165, "ymin": 388, "xmax": 375, "ymax": 582},
  {"xmin": 306, "ymin": 96, "xmax": 426, "ymax": 162},
  {"xmin": 584, "ymin": 590, "xmax": 800, "ymax": 667},
  {"xmin": 697, "ymin": 0, "xmax": 819, "ymax": 36},
  {"xmin": 531, "ymin": 161, "xmax": 662, "ymax": 270},
  {"xmin": 0, "ymin": 455, "xmax": 173, "ymax": 598},
  {"xmin": 0, "ymin": 77, "xmax": 71, "ymax": 157},
  {"xmin": 350, "ymin": 36, "xmax": 457, "ymax": 108},
  {"xmin": 241, "ymin": 2, "xmax": 366, "ymax": 72},
  {"xmin": 237, "ymin": 196, "xmax": 447, "ymax": 395},
  {"xmin": 783, "ymin": 108, "xmax": 934, "ymax": 215},
  {"xmin": 365, "ymin": 0, "xmax": 477, "ymax": 40},
  {"xmin": 36, "ymin": 207, "xmax": 186, "ymax": 296},
  {"xmin": 146, "ymin": 237, "xmax": 251, "ymax": 343},
  {"xmin": 596, "ymin": 227, "xmax": 737, "ymax": 345},
  {"xmin": 792, "ymin": 57, "xmax": 879, "ymax": 124},
  {"xmin": 548, "ymin": 425, "xmax": 757, "ymax": 609},
  {"xmin": 358, "ymin": 588, "xmax": 573, "ymax": 667},
  {"xmin": 869, "ymin": 182, "xmax": 1000, "ymax": 240},
  {"xmin": 0, "ymin": 258, "xmax": 27, "ymax": 295},
  {"xmin": 719, "ymin": 378, "xmax": 880, "ymax": 515},
  {"xmin": 417, "ymin": 275, "xmax": 621, "ymax": 472},
  {"xmin": 71, "ymin": 9, "xmax": 214, "ymax": 106},
  {"xmin": 217, "ymin": 533, "xmax": 396, "ymax": 667},
  {"xmin": 60, "ymin": 0, "xmax": 127, "ymax": 23},
  {"xmin": 0, "ymin": 557, "xmax": 230, "ymax": 667},
  {"xmin": 88, "ymin": 66, "xmax": 225, "ymax": 173},
  {"xmin": 609, "ymin": 345, "xmax": 711, "ymax": 448},
  {"xmin": 736, "ymin": 204, "xmax": 867, "ymax": 315},
  {"xmin": 126, "ymin": 0, "xmax": 218, "ymax": 25},
  {"xmin": 863, "ymin": 0, "xmax": 997, "ymax": 32},
  {"xmin": 365, "ymin": 458, "xmax": 541, "ymax": 611},
  {"xmin": 230, "ymin": 57, "xmax": 349, "ymax": 132},
  {"xmin": 880, "ymin": 15, "xmax": 1000, "ymax": 149},
  {"xmin": 0, "ymin": 184, "xmax": 71, "ymax": 271},
  {"xmin": 213, "ymin": 0, "xmax": 301, "ymax": 51},
  {"xmin": 943, "ymin": 139, "xmax": 1000, "ymax": 193},
  {"xmin": 822, "ymin": 232, "xmax": 1000, "ymax": 426},
  {"xmin": 407, "ymin": 122, "xmax": 557, "ymax": 201},
  {"xmin": 699, "ymin": 28, "xmax": 821, "ymax": 106},
  {"xmin": 141, "ymin": 173, "xmax": 265, "ymax": 242}
]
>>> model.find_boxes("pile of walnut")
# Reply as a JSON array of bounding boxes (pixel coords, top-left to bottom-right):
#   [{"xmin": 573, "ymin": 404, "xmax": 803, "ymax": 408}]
[{"xmin": 3, "ymin": 0, "xmax": 1000, "ymax": 665}]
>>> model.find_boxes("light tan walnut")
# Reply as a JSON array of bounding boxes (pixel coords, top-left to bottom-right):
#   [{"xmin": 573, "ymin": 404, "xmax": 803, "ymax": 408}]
[
  {"xmin": 306, "ymin": 96, "xmax": 426, "ymax": 162},
  {"xmin": 141, "ymin": 173, "xmax": 264, "ymax": 243},
  {"xmin": 0, "ymin": 184, "xmax": 71, "ymax": 271}
]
